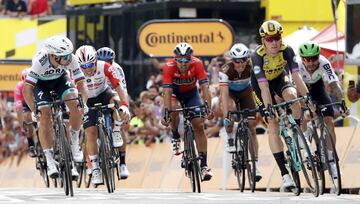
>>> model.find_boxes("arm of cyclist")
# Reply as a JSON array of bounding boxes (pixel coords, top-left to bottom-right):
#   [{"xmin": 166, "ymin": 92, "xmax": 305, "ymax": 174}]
[
  {"xmin": 195, "ymin": 60, "xmax": 213, "ymax": 120},
  {"xmin": 161, "ymin": 87, "xmax": 172, "ymax": 127},
  {"xmin": 23, "ymin": 83, "xmax": 35, "ymax": 113},
  {"xmin": 219, "ymin": 72, "xmax": 231, "ymax": 126}
]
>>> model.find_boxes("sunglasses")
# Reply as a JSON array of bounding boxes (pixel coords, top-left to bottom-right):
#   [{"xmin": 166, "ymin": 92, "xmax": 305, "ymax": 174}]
[
  {"xmin": 60, "ymin": 54, "xmax": 72, "ymax": 61},
  {"xmin": 302, "ymin": 55, "xmax": 319, "ymax": 63},
  {"xmin": 176, "ymin": 57, "xmax": 191, "ymax": 63},
  {"xmin": 80, "ymin": 63, "xmax": 95, "ymax": 69},
  {"xmin": 264, "ymin": 35, "xmax": 281, "ymax": 42},
  {"xmin": 232, "ymin": 57, "xmax": 248, "ymax": 64}
]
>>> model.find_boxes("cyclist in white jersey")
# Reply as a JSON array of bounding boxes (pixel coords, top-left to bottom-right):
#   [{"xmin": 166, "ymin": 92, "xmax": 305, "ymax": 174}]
[
  {"xmin": 97, "ymin": 47, "xmax": 130, "ymax": 179},
  {"xmin": 297, "ymin": 41, "xmax": 346, "ymax": 179},
  {"xmin": 76, "ymin": 45, "xmax": 130, "ymax": 184},
  {"xmin": 23, "ymin": 35, "xmax": 89, "ymax": 178}
]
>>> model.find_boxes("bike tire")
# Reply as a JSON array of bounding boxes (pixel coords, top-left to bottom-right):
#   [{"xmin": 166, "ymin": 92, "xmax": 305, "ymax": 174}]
[
  {"xmin": 286, "ymin": 150, "xmax": 301, "ymax": 196},
  {"xmin": 37, "ymin": 153, "xmax": 50, "ymax": 188},
  {"xmin": 294, "ymin": 125, "xmax": 319, "ymax": 197},
  {"xmin": 246, "ymin": 128, "xmax": 257, "ymax": 193},
  {"xmin": 99, "ymin": 126, "xmax": 113, "ymax": 193},
  {"xmin": 309, "ymin": 126, "xmax": 326, "ymax": 195},
  {"xmin": 322, "ymin": 125, "xmax": 342, "ymax": 195},
  {"xmin": 60, "ymin": 123, "xmax": 74, "ymax": 196},
  {"xmin": 189, "ymin": 133, "xmax": 201, "ymax": 193},
  {"xmin": 234, "ymin": 128, "xmax": 245, "ymax": 192}
]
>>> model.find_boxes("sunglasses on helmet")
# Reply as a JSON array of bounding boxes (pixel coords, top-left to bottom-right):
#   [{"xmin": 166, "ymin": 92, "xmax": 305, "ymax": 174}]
[
  {"xmin": 302, "ymin": 55, "xmax": 319, "ymax": 63},
  {"xmin": 176, "ymin": 57, "xmax": 191, "ymax": 63},
  {"xmin": 264, "ymin": 35, "xmax": 281, "ymax": 42},
  {"xmin": 232, "ymin": 57, "xmax": 248, "ymax": 64},
  {"xmin": 80, "ymin": 62, "xmax": 95, "ymax": 69}
]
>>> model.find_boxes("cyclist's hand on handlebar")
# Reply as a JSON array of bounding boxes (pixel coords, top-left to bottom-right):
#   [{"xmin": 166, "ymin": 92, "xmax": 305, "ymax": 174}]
[
  {"xmin": 262, "ymin": 105, "xmax": 273, "ymax": 123},
  {"xmin": 223, "ymin": 117, "xmax": 231, "ymax": 128},
  {"xmin": 119, "ymin": 105, "xmax": 130, "ymax": 123},
  {"xmin": 340, "ymin": 99, "xmax": 349, "ymax": 117},
  {"xmin": 161, "ymin": 116, "xmax": 170, "ymax": 127},
  {"xmin": 207, "ymin": 110, "xmax": 214, "ymax": 120}
]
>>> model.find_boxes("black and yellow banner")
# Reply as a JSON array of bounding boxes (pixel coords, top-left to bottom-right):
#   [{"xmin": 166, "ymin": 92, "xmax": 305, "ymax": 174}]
[{"xmin": 66, "ymin": 0, "xmax": 124, "ymax": 6}]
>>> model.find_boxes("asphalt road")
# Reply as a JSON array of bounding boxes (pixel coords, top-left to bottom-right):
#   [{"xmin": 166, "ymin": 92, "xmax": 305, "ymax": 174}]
[{"xmin": 0, "ymin": 188, "xmax": 359, "ymax": 204}]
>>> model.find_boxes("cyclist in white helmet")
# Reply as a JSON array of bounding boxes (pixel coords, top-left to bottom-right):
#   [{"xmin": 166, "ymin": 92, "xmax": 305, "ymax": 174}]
[
  {"xmin": 97, "ymin": 47, "xmax": 130, "ymax": 179},
  {"xmin": 219, "ymin": 43, "xmax": 262, "ymax": 181},
  {"xmin": 76, "ymin": 45, "xmax": 130, "ymax": 185},
  {"xmin": 23, "ymin": 35, "xmax": 89, "ymax": 179}
]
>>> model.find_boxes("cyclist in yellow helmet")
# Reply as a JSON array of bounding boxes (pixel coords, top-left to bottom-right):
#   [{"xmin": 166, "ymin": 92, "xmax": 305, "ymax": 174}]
[{"xmin": 251, "ymin": 20, "xmax": 310, "ymax": 190}]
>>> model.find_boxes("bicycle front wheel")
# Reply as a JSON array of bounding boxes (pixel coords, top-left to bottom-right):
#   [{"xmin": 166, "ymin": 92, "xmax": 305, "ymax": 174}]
[
  {"xmin": 321, "ymin": 125, "xmax": 342, "ymax": 195},
  {"xmin": 294, "ymin": 125, "xmax": 319, "ymax": 197},
  {"xmin": 59, "ymin": 123, "xmax": 74, "ymax": 196},
  {"xmin": 99, "ymin": 126, "xmax": 114, "ymax": 193},
  {"xmin": 184, "ymin": 127, "xmax": 201, "ymax": 193},
  {"xmin": 247, "ymin": 130, "xmax": 257, "ymax": 193},
  {"xmin": 234, "ymin": 129, "xmax": 245, "ymax": 192}
]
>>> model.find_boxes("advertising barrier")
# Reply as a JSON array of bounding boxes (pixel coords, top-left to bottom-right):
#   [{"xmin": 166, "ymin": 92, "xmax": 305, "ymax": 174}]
[
  {"xmin": 137, "ymin": 19, "xmax": 234, "ymax": 57},
  {"xmin": 0, "ymin": 64, "xmax": 30, "ymax": 91}
]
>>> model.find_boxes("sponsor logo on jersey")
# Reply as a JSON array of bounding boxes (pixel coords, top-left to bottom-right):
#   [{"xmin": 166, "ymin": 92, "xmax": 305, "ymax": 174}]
[
  {"xmin": 172, "ymin": 76, "xmax": 196, "ymax": 85},
  {"xmin": 39, "ymin": 55, "xmax": 48, "ymax": 66},
  {"xmin": 43, "ymin": 68, "xmax": 65, "ymax": 76},
  {"xmin": 323, "ymin": 63, "xmax": 335, "ymax": 80},
  {"xmin": 253, "ymin": 66, "xmax": 261, "ymax": 74}
]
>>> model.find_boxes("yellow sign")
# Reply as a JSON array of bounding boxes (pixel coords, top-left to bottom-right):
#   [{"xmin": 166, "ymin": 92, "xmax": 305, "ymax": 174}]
[
  {"xmin": 66, "ymin": 0, "xmax": 124, "ymax": 6},
  {"xmin": 0, "ymin": 64, "xmax": 30, "ymax": 91},
  {"xmin": 137, "ymin": 19, "xmax": 234, "ymax": 57}
]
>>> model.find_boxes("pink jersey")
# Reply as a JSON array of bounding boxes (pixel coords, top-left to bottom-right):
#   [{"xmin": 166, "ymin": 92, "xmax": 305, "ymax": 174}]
[{"xmin": 14, "ymin": 81, "xmax": 25, "ymax": 109}]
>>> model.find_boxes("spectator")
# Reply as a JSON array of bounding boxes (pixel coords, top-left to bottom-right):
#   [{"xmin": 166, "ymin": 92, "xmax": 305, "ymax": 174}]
[
  {"xmin": 148, "ymin": 84, "xmax": 159, "ymax": 101},
  {"xmin": 27, "ymin": 0, "xmax": 48, "ymax": 18},
  {"xmin": 4, "ymin": 0, "xmax": 27, "ymax": 17},
  {"xmin": 347, "ymin": 80, "xmax": 360, "ymax": 102}
]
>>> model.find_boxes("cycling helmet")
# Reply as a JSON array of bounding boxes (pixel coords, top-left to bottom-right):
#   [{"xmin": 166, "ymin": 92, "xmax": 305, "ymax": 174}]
[
  {"xmin": 21, "ymin": 67, "xmax": 31, "ymax": 81},
  {"xmin": 229, "ymin": 43, "xmax": 249, "ymax": 59},
  {"xmin": 259, "ymin": 20, "xmax": 284, "ymax": 37},
  {"xmin": 75, "ymin": 45, "xmax": 97, "ymax": 65},
  {"xmin": 299, "ymin": 42, "xmax": 321, "ymax": 57},
  {"xmin": 44, "ymin": 35, "xmax": 73, "ymax": 56},
  {"xmin": 97, "ymin": 47, "xmax": 115, "ymax": 62},
  {"xmin": 174, "ymin": 42, "xmax": 193, "ymax": 57}
]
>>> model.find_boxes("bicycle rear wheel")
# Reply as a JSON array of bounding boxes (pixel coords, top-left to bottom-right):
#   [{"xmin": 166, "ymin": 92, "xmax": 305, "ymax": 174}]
[
  {"xmin": 321, "ymin": 125, "xmax": 342, "ymax": 195},
  {"xmin": 99, "ymin": 126, "xmax": 114, "ymax": 193},
  {"xmin": 294, "ymin": 125, "xmax": 319, "ymax": 197}
]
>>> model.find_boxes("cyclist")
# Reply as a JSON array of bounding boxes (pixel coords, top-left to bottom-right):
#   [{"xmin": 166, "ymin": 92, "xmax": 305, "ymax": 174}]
[
  {"xmin": 161, "ymin": 42, "xmax": 214, "ymax": 181},
  {"xmin": 23, "ymin": 35, "xmax": 89, "ymax": 178},
  {"xmin": 76, "ymin": 45, "xmax": 130, "ymax": 185},
  {"xmin": 97, "ymin": 46, "xmax": 130, "ymax": 179},
  {"xmin": 14, "ymin": 68, "xmax": 36, "ymax": 157},
  {"xmin": 297, "ymin": 41, "xmax": 346, "ymax": 179},
  {"xmin": 219, "ymin": 43, "xmax": 262, "ymax": 181},
  {"xmin": 251, "ymin": 20, "xmax": 310, "ymax": 189}
]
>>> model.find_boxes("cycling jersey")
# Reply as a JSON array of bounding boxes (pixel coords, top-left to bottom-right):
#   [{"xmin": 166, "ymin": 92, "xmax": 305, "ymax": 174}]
[
  {"xmin": 25, "ymin": 49, "xmax": 85, "ymax": 86},
  {"xmin": 106, "ymin": 62, "xmax": 127, "ymax": 93},
  {"xmin": 252, "ymin": 43, "xmax": 299, "ymax": 82},
  {"xmin": 219, "ymin": 62, "xmax": 251, "ymax": 92},
  {"xmin": 162, "ymin": 56, "xmax": 208, "ymax": 93},
  {"xmin": 85, "ymin": 61, "xmax": 121, "ymax": 98},
  {"xmin": 296, "ymin": 55, "xmax": 339, "ymax": 85}
]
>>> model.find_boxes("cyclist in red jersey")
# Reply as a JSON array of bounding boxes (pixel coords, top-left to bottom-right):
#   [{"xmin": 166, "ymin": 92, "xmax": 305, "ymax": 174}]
[
  {"xmin": 161, "ymin": 42, "xmax": 214, "ymax": 181},
  {"xmin": 14, "ymin": 68, "xmax": 36, "ymax": 157}
]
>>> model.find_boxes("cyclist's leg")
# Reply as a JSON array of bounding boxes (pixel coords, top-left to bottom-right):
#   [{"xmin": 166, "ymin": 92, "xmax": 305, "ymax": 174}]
[
  {"xmin": 278, "ymin": 74, "xmax": 302, "ymax": 125},
  {"xmin": 84, "ymin": 98, "xmax": 102, "ymax": 184},
  {"xmin": 34, "ymin": 82, "xmax": 57, "ymax": 177},
  {"xmin": 23, "ymin": 109, "xmax": 36, "ymax": 156},
  {"xmin": 252, "ymin": 74, "xmax": 293, "ymax": 187},
  {"xmin": 170, "ymin": 91, "xmax": 182, "ymax": 155},
  {"xmin": 224, "ymin": 91, "xmax": 237, "ymax": 152},
  {"xmin": 57, "ymin": 74, "xmax": 83, "ymax": 162}
]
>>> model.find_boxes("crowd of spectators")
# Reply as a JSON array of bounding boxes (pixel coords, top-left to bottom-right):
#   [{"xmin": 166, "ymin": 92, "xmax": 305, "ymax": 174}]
[{"xmin": 0, "ymin": 0, "xmax": 65, "ymax": 17}]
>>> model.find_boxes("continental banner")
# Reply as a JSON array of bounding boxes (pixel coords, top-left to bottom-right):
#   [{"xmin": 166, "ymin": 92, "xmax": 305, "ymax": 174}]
[
  {"xmin": 0, "ymin": 64, "xmax": 30, "ymax": 91},
  {"xmin": 137, "ymin": 19, "xmax": 234, "ymax": 57}
]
